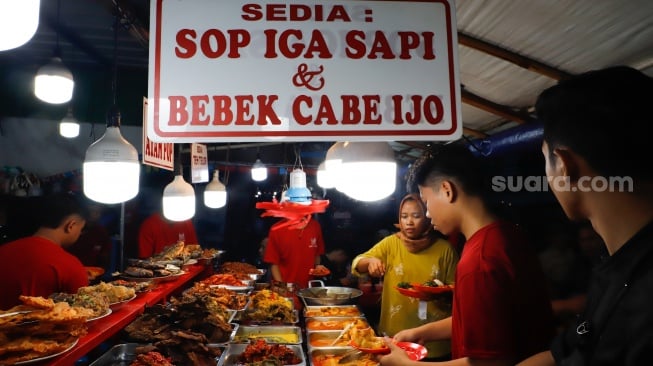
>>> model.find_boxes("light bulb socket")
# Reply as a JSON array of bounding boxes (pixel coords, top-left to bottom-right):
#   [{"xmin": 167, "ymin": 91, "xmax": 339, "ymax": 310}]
[{"xmin": 106, "ymin": 105, "xmax": 121, "ymax": 127}]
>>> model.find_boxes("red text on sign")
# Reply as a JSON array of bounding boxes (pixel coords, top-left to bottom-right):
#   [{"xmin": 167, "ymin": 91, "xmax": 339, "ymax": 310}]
[
  {"xmin": 175, "ymin": 29, "xmax": 250, "ymax": 59},
  {"xmin": 145, "ymin": 136, "xmax": 173, "ymax": 161},
  {"xmin": 392, "ymin": 95, "xmax": 444, "ymax": 124},
  {"xmin": 293, "ymin": 95, "xmax": 381, "ymax": 125},
  {"xmin": 167, "ymin": 95, "xmax": 281, "ymax": 126}
]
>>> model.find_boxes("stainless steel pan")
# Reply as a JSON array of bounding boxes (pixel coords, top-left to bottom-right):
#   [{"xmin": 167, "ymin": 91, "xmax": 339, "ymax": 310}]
[{"xmin": 297, "ymin": 280, "xmax": 363, "ymax": 306}]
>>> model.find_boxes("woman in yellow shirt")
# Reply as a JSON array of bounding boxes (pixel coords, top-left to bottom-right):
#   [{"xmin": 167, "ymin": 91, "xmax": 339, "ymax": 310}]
[{"xmin": 352, "ymin": 193, "xmax": 459, "ymax": 360}]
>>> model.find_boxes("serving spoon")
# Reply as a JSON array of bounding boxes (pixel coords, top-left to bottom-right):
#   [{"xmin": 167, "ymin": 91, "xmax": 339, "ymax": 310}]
[{"xmin": 330, "ymin": 321, "xmax": 355, "ymax": 346}]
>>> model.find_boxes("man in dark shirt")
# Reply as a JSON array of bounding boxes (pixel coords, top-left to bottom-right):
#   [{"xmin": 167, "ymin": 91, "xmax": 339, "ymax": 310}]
[{"xmin": 519, "ymin": 66, "xmax": 653, "ymax": 365}]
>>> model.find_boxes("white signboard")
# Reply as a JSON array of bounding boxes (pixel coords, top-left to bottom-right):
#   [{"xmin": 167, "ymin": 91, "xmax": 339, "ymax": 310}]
[
  {"xmin": 142, "ymin": 97, "xmax": 174, "ymax": 170},
  {"xmin": 190, "ymin": 143, "xmax": 209, "ymax": 183},
  {"xmin": 148, "ymin": 0, "xmax": 460, "ymax": 142}
]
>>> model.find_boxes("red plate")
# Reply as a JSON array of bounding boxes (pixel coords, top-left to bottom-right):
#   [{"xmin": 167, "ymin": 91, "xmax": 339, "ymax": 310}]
[
  {"xmin": 309, "ymin": 268, "xmax": 331, "ymax": 277},
  {"xmin": 85, "ymin": 266, "xmax": 105, "ymax": 281},
  {"xmin": 396, "ymin": 342, "xmax": 427, "ymax": 361},
  {"xmin": 394, "ymin": 286, "xmax": 433, "ymax": 301},
  {"xmin": 411, "ymin": 283, "xmax": 454, "ymax": 294},
  {"xmin": 349, "ymin": 339, "xmax": 427, "ymax": 360},
  {"xmin": 349, "ymin": 338, "xmax": 390, "ymax": 354}
]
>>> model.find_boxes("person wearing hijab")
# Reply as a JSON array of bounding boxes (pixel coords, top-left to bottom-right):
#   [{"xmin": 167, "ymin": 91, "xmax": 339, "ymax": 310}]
[{"xmin": 352, "ymin": 193, "xmax": 459, "ymax": 360}]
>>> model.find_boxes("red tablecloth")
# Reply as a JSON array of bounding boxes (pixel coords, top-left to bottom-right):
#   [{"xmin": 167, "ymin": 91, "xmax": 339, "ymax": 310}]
[{"xmin": 48, "ymin": 264, "xmax": 209, "ymax": 366}]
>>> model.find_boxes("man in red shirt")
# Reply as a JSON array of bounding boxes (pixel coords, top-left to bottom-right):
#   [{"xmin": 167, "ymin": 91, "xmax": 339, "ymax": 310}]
[
  {"xmin": 0, "ymin": 193, "xmax": 89, "ymax": 310},
  {"xmin": 263, "ymin": 215, "xmax": 325, "ymax": 289},
  {"xmin": 138, "ymin": 211, "xmax": 198, "ymax": 259},
  {"xmin": 382, "ymin": 144, "xmax": 554, "ymax": 366}
]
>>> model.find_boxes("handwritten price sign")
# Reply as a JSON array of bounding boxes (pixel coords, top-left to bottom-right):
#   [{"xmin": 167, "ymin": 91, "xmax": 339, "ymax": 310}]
[{"xmin": 147, "ymin": 0, "xmax": 461, "ymax": 142}]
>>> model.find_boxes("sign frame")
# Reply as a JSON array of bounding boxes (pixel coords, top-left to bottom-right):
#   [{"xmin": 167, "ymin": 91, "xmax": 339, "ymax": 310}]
[{"xmin": 147, "ymin": 0, "xmax": 461, "ymax": 142}]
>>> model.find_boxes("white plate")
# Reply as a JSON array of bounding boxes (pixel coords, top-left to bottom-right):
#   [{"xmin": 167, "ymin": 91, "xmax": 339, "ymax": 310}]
[
  {"xmin": 86, "ymin": 308, "xmax": 112, "ymax": 322},
  {"xmin": 14, "ymin": 338, "xmax": 78, "ymax": 365},
  {"xmin": 185, "ymin": 259, "xmax": 198, "ymax": 265},
  {"xmin": 109, "ymin": 293, "xmax": 137, "ymax": 306},
  {"xmin": 211, "ymin": 284, "xmax": 253, "ymax": 292}
]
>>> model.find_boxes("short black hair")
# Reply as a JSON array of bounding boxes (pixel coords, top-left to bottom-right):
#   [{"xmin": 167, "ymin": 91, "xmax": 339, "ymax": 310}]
[
  {"xmin": 536, "ymin": 66, "xmax": 653, "ymax": 180},
  {"xmin": 36, "ymin": 193, "xmax": 88, "ymax": 229},
  {"xmin": 406, "ymin": 142, "xmax": 487, "ymax": 197}
]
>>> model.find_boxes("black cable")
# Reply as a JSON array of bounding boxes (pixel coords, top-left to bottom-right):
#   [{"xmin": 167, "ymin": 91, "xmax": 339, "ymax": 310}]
[{"xmin": 112, "ymin": 14, "xmax": 118, "ymax": 107}]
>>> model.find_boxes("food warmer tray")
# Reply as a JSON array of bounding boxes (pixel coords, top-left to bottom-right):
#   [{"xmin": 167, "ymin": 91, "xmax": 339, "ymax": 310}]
[
  {"xmin": 221, "ymin": 343, "xmax": 306, "ymax": 366},
  {"xmin": 307, "ymin": 330, "xmax": 355, "ymax": 351},
  {"xmin": 309, "ymin": 348, "xmax": 378, "ymax": 366},
  {"xmin": 232, "ymin": 325, "xmax": 303, "ymax": 344},
  {"xmin": 89, "ymin": 343, "xmax": 227, "ymax": 366},
  {"xmin": 303, "ymin": 305, "xmax": 362, "ymax": 318},
  {"xmin": 208, "ymin": 323, "xmax": 240, "ymax": 346},
  {"xmin": 304, "ymin": 316, "xmax": 368, "ymax": 332},
  {"xmin": 233, "ymin": 309, "xmax": 299, "ymax": 325}
]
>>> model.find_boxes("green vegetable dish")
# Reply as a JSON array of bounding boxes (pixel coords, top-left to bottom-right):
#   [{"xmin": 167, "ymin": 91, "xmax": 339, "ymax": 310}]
[
  {"xmin": 397, "ymin": 282, "xmax": 412, "ymax": 289},
  {"xmin": 422, "ymin": 278, "xmax": 445, "ymax": 287}
]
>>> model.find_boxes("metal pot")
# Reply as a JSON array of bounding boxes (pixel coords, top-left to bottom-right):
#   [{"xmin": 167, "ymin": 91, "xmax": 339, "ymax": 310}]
[{"xmin": 297, "ymin": 280, "xmax": 363, "ymax": 306}]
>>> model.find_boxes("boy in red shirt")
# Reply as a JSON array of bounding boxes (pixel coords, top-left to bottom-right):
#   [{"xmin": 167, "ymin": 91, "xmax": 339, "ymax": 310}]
[
  {"xmin": 381, "ymin": 144, "xmax": 554, "ymax": 366},
  {"xmin": 138, "ymin": 211, "xmax": 198, "ymax": 259},
  {"xmin": 0, "ymin": 194, "xmax": 89, "ymax": 310},
  {"xmin": 263, "ymin": 215, "xmax": 325, "ymax": 289}
]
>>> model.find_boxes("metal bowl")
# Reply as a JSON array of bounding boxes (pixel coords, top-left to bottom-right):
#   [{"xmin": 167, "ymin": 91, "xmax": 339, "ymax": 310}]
[{"xmin": 297, "ymin": 282, "xmax": 363, "ymax": 306}]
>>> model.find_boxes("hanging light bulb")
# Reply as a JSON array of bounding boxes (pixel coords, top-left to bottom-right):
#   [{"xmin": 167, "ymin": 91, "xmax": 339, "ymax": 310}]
[
  {"xmin": 59, "ymin": 107, "xmax": 79, "ymax": 138},
  {"xmin": 204, "ymin": 170, "xmax": 227, "ymax": 208},
  {"xmin": 317, "ymin": 161, "xmax": 335, "ymax": 189},
  {"xmin": 163, "ymin": 171, "xmax": 196, "ymax": 221},
  {"xmin": 325, "ymin": 141, "xmax": 345, "ymax": 190},
  {"xmin": 338, "ymin": 141, "xmax": 397, "ymax": 202},
  {"xmin": 34, "ymin": 0, "xmax": 73, "ymax": 104},
  {"xmin": 83, "ymin": 13, "xmax": 139, "ymax": 204},
  {"xmin": 0, "ymin": 0, "xmax": 40, "ymax": 51},
  {"xmin": 251, "ymin": 157, "xmax": 267, "ymax": 181},
  {"xmin": 34, "ymin": 57, "xmax": 74, "ymax": 104},
  {"xmin": 83, "ymin": 107, "xmax": 140, "ymax": 204}
]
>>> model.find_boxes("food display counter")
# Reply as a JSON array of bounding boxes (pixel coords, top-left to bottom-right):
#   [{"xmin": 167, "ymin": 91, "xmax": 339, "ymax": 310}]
[
  {"xmin": 35, "ymin": 262, "xmax": 394, "ymax": 366},
  {"xmin": 47, "ymin": 264, "xmax": 208, "ymax": 366}
]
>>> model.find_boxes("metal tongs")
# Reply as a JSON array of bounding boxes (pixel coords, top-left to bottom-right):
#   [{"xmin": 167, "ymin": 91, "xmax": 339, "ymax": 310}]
[
  {"xmin": 338, "ymin": 349, "xmax": 364, "ymax": 364},
  {"xmin": 330, "ymin": 321, "xmax": 355, "ymax": 346},
  {"xmin": 0, "ymin": 310, "xmax": 33, "ymax": 318}
]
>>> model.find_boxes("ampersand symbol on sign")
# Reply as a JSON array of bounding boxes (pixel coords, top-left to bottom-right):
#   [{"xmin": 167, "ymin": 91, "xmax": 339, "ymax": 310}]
[{"xmin": 292, "ymin": 63, "xmax": 325, "ymax": 91}]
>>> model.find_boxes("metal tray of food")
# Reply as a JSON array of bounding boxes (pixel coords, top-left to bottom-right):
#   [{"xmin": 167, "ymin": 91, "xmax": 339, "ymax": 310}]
[
  {"xmin": 232, "ymin": 325, "xmax": 302, "ymax": 344},
  {"xmin": 89, "ymin": 343, "xmax": 227, "ymax": 366},
  {"xmin": 229, "ymin": 296, "xmax": 251, "ymax": 312},
  {"xmin": 225, "ymin": 309, "xmax": 237, "ymax": 324},
  {"xmin": 208, "ymin": 323, "xmax": 240, "ymax": 346},
  {"xmin": 248, "ymin": 268, "xmax": 267, "ymax": 281},
  {"xmin": 309, "ymin": 348, "xmax": 379, "ymax": 366},
  {"xmin": 89, "ymin": 343, "xmax": 139, "ymax": 366},
  {"xmin": 303, "ymin": 305, "xmax": 362, "ymax": 318},
  {"xmin": 307, "ymin": 330, "xmax": 354, "ymax": 350},
  {"xmin": 222, "ymin": 343, "xmax": 306, "ymax": 366},
  {"xmin": 234, "ymin": 309, "xmax": 299, "ymax": 325},
  {"xmin": 304, "ymin": 316, "xmax": 368, "ymax": 332}
]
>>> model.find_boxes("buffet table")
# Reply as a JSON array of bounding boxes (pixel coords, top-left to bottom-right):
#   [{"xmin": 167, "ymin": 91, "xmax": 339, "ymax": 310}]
[{"xmin": 48, "ymin": 264, "xmax": 208, "ymax": 366}]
